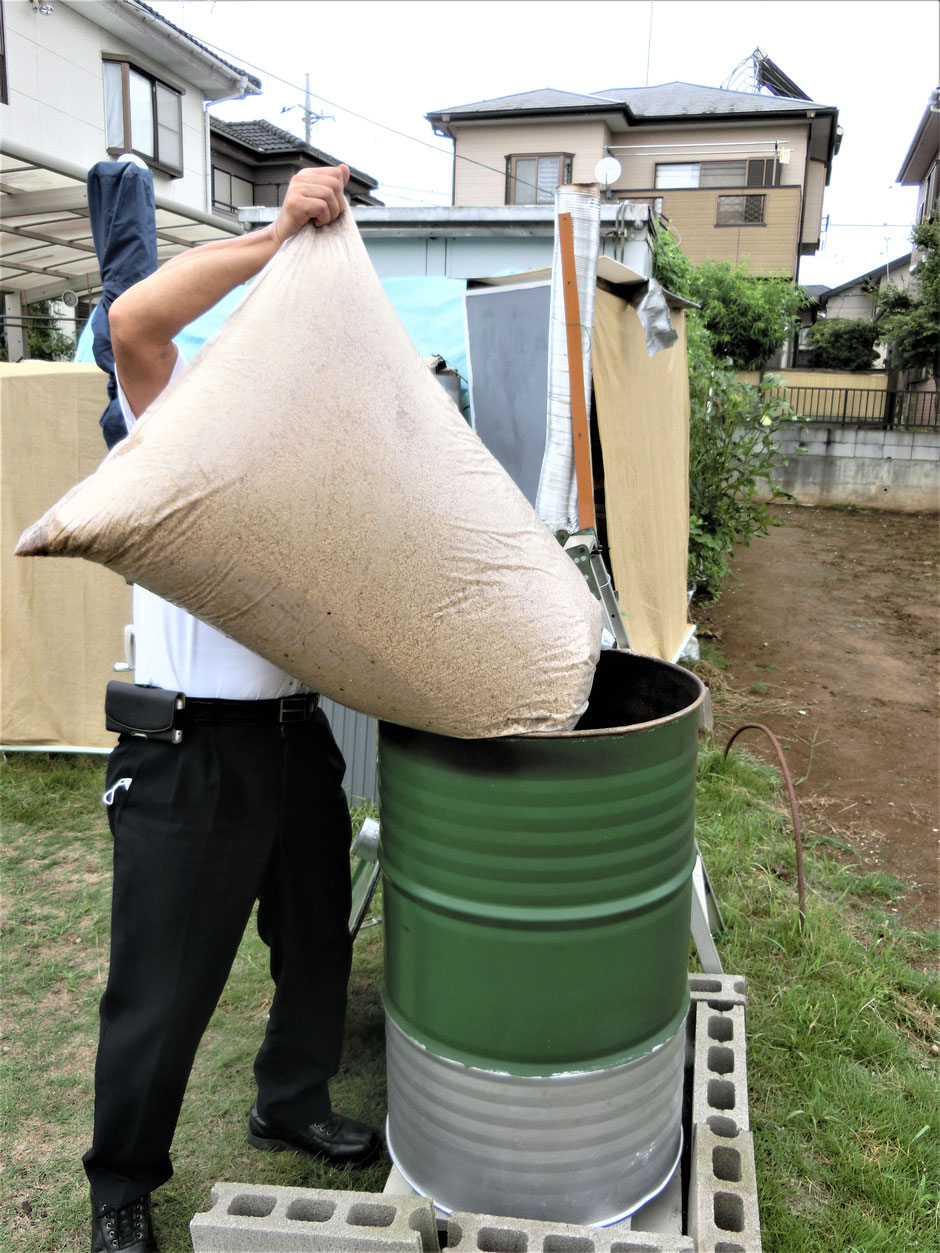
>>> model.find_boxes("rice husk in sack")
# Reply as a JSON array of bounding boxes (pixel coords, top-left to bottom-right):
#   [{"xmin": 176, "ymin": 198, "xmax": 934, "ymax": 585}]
[{"xmin": 16, "ymin": 212, "xmax": 601, "ymax": 738}]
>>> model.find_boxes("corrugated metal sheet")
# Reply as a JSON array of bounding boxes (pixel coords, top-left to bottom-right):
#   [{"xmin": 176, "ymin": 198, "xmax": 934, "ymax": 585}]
[{"xmin": 320, "ymin": 697, "xmax": 378, "ymax": 808}]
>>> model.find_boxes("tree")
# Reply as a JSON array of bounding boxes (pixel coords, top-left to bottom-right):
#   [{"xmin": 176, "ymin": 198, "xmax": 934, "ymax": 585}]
[
  {"xmin": 689, "ymin": 259, "xmax": 810, "ymax": 370},
  {"xmin": 874, "ymin": 218, "xmax": 940, "ymax": 380},
  {"xmin": 0, "ymin": 298, "xmax": 76, "ymax": 363},
  {"xmin": 652, "ymin": 231, "xmax": 808, "ymax": 597},
  {"xmin": 684, "ymin": 315, "xmax": 806, "ymax": 596},
  {"xmin": 805, "ymin": 317, "xmax": 881, "ymax": 370}
]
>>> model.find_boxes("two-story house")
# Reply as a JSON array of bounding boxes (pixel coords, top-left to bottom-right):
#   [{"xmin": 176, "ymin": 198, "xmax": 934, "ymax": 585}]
[
  {"xmin": 0, "ymin": 0, "xmax": 263, "ymax": 341},
  {"xmin": 0, "ymin": 0, "xmax": 381, "ymax": 357},
  {"xmin": 426, "ymin": 80, "xmax": 841, "ymax": 280},
  {"xmin": 898, "ymin": 86, "xmax": 939, "ymax": 232},
  {"xmin": 209, "ymin": 118, "xmax": 382, "ymax": 218}
]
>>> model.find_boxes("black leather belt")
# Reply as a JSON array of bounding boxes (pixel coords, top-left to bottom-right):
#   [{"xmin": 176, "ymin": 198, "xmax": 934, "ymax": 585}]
[{"xmin": 185, "ymin": 693, "xmax": 319, "ymax": 725}]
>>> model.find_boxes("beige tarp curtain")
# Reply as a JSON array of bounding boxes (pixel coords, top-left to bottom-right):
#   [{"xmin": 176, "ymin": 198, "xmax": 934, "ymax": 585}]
[
  {"xmin": 592, "ymin": 291, "xmax": 691, "ymax": 661},
  {"xmin": 1, "ymin": 363, "xmax": 131, "ymax": 750},
  {"xmin": 3, "ymin": 301, "xmax": 691, "ymax": 748}
]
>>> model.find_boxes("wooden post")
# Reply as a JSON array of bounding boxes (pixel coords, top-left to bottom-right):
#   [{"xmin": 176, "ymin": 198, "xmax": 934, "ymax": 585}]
[{"xmin": 556, "ymin": 211, "xmax": 595, "ymax": 534}]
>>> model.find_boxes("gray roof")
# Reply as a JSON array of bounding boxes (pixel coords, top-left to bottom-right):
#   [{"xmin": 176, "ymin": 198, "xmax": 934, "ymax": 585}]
[
  {"xmin": 210, "ymin": 118, "xmax": 378, "ymax": 189},
  {"xmin": 429, "ymin": 88, "xmax": 618, "ymax": 115},
  {"xmin": 428, "ymin": 81, "xmax": 835, "ymax": 121},
  {"xmin": 212, "ymin": 118, "xmax": 308, "ymax": 154},
  {"xmin": 594, "ymin": 82, "xmax": 836, "ymax": 117},
  {"xmin": 818, "ymin": 253, "xmax": 913, "ymax": 302},
  {"xmin": 129, "ymin": 0, "xmax": 262, "ymax": 91}
]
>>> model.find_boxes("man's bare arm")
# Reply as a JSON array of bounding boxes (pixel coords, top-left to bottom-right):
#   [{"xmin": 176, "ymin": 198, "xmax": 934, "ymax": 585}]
[{"xmin": 109, "ymin": 165, "xmax": 349, "ymax": 418}]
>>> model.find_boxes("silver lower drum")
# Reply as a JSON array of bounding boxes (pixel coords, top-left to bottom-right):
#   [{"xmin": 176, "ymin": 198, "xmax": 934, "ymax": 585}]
[{"xmin": 385, "ymin": 1013, "xmax": 687, "ymax": 1226}]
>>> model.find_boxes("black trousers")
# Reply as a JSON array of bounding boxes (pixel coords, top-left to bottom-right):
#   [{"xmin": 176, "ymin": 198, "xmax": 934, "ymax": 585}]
[{"xmin": 83, "ymin": 709, "xmax": 353, "ymax": 1208}]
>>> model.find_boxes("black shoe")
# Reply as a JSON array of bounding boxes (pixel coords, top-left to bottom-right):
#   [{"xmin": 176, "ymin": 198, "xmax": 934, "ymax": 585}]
[
  {"xmin": 90, "ymin": 1193, "xmax": 158, "ymax": 1252},
  {"xmin": 247, "ymin": 1103, "xmax": 380, "ymax": 1167}
]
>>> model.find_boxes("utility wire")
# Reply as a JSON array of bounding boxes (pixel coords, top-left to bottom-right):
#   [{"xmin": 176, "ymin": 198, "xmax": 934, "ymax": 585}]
[
  {"xmin": 148, "ymin": 11, "xmax": 926, "ymax": 227},
  {"xmin": 159, "ymin": 24, "xmax": 551, "ymax": 196}
]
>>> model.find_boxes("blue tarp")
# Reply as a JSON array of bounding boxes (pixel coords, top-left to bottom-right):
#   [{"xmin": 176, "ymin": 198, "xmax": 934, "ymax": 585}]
[{"xmin": 76, "ymin": 265, "xmax": 470, "ymax": 413}]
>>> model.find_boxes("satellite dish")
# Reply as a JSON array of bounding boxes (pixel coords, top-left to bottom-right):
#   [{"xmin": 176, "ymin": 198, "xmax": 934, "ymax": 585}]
[
  {"xmin": 61, "ymin": 290, "xmax": 79, "ymax": 308},
  {"xmin": 117, "ymin": 153, "xmax": 148, "ymax": 169},
  {"xmin": 594, "ymin": 156, "xmax": 622, "ymax": 189}
]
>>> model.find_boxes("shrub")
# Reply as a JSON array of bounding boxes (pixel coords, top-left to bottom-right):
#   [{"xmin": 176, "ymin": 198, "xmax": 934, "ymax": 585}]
[
  {"xmin": 875, "ymin": 218, "xmax": 940, "ymax": 379},
  {"xmin": 806, "ymin": 317, "xmax": 881, "ymax": 370},
  {"xmin": 690, "ymin": 259, "xmax": 810, "ymax": 371},
  {"xmin": 0, "ymin": 298, "xmax": 76, "ymax": 362},
  {"xmin": 685, "ymin": 315, "xmax": 806, "ymax": 596},
  {"xmin": 652, "ymin": 232, "xmax": 809, "ymax": 597}
]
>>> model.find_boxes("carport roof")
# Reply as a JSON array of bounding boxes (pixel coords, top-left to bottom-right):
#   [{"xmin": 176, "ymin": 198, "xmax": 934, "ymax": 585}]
[{"xmin": 0, "ymin": 139, "xmax": 242, "ymax": 306}]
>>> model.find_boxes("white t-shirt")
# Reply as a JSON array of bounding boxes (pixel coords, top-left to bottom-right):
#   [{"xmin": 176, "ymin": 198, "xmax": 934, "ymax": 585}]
[{"xmin": 118, "ymin": 351, "xmax": 307, "ymax": 699}]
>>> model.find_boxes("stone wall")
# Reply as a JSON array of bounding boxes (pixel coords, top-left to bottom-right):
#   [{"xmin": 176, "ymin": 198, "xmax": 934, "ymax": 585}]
[{"xmin": 767, "ymin": 423, "xmax": 939, "ymax": 512}]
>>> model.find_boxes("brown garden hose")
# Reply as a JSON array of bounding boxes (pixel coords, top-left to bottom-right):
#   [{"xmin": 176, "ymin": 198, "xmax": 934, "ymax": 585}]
[{"xmin": 724, "ymin": 723, "xmax": 806, "ymax": 928}]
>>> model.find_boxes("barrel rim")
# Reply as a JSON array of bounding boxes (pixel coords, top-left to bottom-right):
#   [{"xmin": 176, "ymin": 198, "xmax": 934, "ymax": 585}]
[
  {"xmin": 525, "ymin": 652, "xmax": 705, "ymax": 740},
  {"xmin": 384, "ymin": 1123, "xmax": 684, "ymax": 1227},
  {"xmin": 379, "ymin": 652, "xmax": 706, "ymax": 744}
]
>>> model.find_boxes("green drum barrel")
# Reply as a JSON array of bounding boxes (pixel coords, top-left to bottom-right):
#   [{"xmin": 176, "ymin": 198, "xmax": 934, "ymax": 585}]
[{"xmin": 378, "ymin": 649, "xmax": 705, "ymax": 1224}]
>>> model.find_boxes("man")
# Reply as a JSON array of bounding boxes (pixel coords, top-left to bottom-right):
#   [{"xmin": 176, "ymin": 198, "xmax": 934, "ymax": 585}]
[{"xmin": 86, "ymin": 164, "xmax": 379, "ymax": 1253}]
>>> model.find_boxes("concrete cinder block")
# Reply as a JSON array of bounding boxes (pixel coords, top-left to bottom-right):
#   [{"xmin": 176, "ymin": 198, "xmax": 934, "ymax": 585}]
[
  {"xmin": 828, "ymin": 426, "xmax": 857, "ymax": 443},
  {"xmin": 688, "ymin": 974, "xmax": 748, "ymax": 1011},
  {"xmin": 855, "ymin": 443, "xmax": 888, "ymax": 459},
  {"xmin": 443, "ymin": 1209, "xmax": 695, "ymax": 1252},
  {"xmin": 189, "ymin": 1182, "xmax": 440, "ymax": 1252},
  {"xmin": 688, "ymin": 1125, "xmax": 762, "ymax": 1253},
  {"xmin": 691, "ymin": 1004, "xmax": 750, "ymax": 1135},
  {"xmin": 910, "ymin": 443, "xmax": 940, "ymax": 461},
  {"xmin": 882, "ymin": 442, "xmax": 913, "ymax": 461},
  {"xmin": 884, "ymin": 431, "xmax": 915, "ymax": 448}
]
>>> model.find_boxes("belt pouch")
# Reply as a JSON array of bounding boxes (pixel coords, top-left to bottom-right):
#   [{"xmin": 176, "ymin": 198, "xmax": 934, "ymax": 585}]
[{"xmin": 105, "ymin": 681, "xmax": 186, "ymax": 743}]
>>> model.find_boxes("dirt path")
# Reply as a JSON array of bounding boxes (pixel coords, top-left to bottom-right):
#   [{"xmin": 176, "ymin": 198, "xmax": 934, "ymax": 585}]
[{"xmin": 693, "ymin": 504, "xmax": 939, "ymax": 931}]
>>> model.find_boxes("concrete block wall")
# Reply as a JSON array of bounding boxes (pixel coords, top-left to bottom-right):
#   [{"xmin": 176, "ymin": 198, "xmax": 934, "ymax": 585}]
[{"xmin": 767, "ymin": 423, "xmax": 940, "ymax": 511}]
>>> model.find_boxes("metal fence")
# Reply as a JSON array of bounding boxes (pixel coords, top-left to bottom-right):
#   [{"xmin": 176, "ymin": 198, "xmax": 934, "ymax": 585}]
[{"xmin": 767, "ymin": 385, "xmax": 939, "ymax": 430}]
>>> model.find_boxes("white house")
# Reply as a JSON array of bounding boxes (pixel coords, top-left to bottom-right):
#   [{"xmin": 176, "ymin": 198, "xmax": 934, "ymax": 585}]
[{"xmin": 0, "ymin": 0, "xmax": 261, "ymax": 344}]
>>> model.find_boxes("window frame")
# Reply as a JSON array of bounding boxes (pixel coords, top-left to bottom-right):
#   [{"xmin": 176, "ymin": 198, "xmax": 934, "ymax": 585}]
[
  {"xmin": 102, "ymin": 57, "xmax": 183, "ymax": 177},
  {"xmin": 211, "ymin": 166, "xmax": 255, "ymax": 216},
  {"xmin": 655, "ymin": 158, "xmax": 781, "ymax": 191},
  {"xmin": 716, "ymin": 193, "xmax": 767, "ymax": 226},
  {"xmin": 505, "ymin": 152, "xmax": 573, "ymax": 205}
]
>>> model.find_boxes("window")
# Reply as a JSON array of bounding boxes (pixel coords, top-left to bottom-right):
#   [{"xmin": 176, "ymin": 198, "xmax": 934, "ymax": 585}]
[
  {"xmin": 655, "ymin": 159, "xmax": 780, "ymax": 190},
  {"xmin": 506, "ymin": 153, "xmax": 573, "ymax": 205},
  {"xmin": 212, "ymin": 168, "xmax": 254, "ymax": 214},
  {"xmin": 716, "ymin": 194, "xmax": 766, "ymax": 225},
  {"xmin": 103, "ymin": 59, "xmax": 182, "ymax": 175}
]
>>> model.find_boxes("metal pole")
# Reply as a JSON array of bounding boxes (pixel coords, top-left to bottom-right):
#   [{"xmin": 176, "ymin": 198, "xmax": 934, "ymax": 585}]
[{"xmin": 3, "ymin": 293, "xmax": 27, "ymax": 361}]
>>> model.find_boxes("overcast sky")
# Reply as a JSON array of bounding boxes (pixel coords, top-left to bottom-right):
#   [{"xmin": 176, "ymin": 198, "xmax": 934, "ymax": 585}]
[{"xmin": 151, "ymin": 0, "xmax": 938, "ymax": 289}]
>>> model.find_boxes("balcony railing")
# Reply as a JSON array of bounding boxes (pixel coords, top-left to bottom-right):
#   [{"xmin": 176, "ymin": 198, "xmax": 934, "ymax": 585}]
[{"xmin": 766, "ymin": 385, "xmax": 939, "ymax": 430}]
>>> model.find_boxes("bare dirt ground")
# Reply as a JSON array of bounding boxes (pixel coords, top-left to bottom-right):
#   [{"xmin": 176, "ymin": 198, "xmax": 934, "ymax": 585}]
[{"xmin": 693, "ymin": 504, "xmax": 939, "ymax": 931}]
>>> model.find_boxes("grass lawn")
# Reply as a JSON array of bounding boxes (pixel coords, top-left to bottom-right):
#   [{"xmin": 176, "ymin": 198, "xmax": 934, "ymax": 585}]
[{"xmin": 1, "ymin": 722, "xmax": 937, "ymax": 1251}]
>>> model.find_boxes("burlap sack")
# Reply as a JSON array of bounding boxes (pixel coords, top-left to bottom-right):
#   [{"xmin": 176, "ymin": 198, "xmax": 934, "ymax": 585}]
[{"xmin": 16, "ymin": 212, "xmax": 601, "ymax": 738}]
